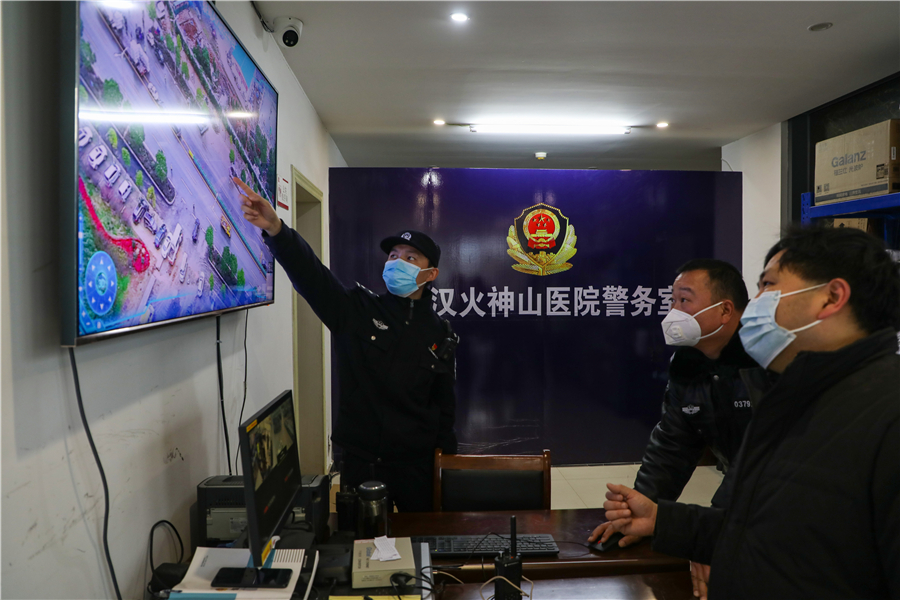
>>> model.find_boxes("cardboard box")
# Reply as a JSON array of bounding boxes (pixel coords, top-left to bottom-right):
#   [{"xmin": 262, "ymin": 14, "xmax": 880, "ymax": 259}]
[
  {"xmin": 833, "ymin": 218, "xmax": 870, "ymax": 232},
  {"xmin": 351, "ymin": 537, "xmax": 416, "ymax": 589},
  {"xmin": 814, "ymin": 119, "xmax": 900, "ymax": 205}
]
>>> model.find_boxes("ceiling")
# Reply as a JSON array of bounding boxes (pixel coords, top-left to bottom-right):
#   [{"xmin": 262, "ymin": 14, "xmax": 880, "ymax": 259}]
[{"xmin": 255, "ymin": 1, "xmax": 900, "ymax": 171}]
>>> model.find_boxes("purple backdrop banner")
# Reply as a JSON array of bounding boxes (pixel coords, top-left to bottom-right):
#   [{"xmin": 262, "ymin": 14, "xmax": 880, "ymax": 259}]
[{"xmin": 328, "ymin": 168, "xmax": 742, "ymax": 465}]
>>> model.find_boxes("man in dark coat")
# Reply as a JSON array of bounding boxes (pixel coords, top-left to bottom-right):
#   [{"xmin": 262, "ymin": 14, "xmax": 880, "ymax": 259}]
[
  {"xmin": 234, "ymin": 178, "xmax": 458, "ymax": 512},
  {"xmin": 595, "ymin": 226, "xmax": 900, "ymax": 599},
  {"xmin": 592, "ymin": 259, "xmax": 757, "ymax": 551}
]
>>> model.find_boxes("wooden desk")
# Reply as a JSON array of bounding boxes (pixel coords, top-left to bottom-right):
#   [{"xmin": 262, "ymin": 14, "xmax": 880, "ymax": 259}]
[
  {"xmin": 389, "ymin": 508, "xmax": 687, "ymax": 581},
  {"xmin": 435, "ymin": 572, "xmax": 693, "ymax": 600}
]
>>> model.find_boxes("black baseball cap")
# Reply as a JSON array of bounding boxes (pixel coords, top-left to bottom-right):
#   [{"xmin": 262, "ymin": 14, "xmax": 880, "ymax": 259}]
[{"xmin": 380, "ymin": 230, "xmax": 441, "ymax": 267}]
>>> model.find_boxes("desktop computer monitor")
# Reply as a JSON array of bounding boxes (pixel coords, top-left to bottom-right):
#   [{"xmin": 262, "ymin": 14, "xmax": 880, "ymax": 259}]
[{"xmin": 213, "ymin": 390, "xmax": 302, "ymax": 588}]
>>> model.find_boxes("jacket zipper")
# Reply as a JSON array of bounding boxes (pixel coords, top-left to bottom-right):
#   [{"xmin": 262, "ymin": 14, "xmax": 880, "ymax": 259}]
[{"xmin": 408, "ymin": 299, "xmax": 414, "ymax": 323}]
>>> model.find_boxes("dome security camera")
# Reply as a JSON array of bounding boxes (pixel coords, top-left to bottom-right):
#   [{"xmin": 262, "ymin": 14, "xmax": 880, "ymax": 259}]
[{"xmin": 274, "ymin": 17, "xmax": 302, "ymax": 49}]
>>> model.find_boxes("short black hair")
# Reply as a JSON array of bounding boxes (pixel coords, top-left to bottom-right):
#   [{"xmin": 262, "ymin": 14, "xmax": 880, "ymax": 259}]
[
  {"xmin": 676, "ymin": 258, "xmax": 750, "ymax": 311},
  {"xmin": 765, "ymin": 225, "xmax": 900, "ymax": 334}
]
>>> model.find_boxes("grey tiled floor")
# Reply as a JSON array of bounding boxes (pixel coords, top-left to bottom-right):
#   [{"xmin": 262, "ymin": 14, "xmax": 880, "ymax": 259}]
[{"xmin": 551, "ymin": 463, "xmax": 725, "ymax": 509}]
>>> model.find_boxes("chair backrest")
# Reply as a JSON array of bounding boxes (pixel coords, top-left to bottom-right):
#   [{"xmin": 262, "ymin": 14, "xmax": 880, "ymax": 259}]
[{"xmin": 433, "ymin": 449, "xmax": 551, "ymax": 512}]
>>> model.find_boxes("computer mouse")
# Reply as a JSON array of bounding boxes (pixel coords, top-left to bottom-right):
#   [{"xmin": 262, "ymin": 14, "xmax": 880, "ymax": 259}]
[{"xmin": 588, "ymin": 532, "xmax": 625, "ymax": 552}]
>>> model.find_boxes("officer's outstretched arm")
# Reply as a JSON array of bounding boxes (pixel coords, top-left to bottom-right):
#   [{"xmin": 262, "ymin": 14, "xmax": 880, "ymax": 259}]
[{"xmin": 235, "ymin": 178, "xmax": 353, "ymax": 331}]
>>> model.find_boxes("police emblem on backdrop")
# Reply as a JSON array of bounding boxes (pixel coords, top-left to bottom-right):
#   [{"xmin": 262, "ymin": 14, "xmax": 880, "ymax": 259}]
[{"xmin": 507, "ymin": 203, "xmax": 577, "ymax": 276}]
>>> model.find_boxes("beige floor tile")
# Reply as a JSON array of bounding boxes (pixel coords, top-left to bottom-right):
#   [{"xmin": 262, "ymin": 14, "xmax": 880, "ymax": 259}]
[
  {"xmin": 556, "ymin": 464, "xmax": 640, "ymax": 481},
  {"xmin": 551, "ymin": 467, "xmax": 565, "ymax": 482},
  {"xmin": 677, "ymin": 466, "xmax": 725, "ymax": 507},
  {"xmin": 551, "ymin": 479, "xmax": 587, "ymax": 509},
  {"xmin": 568, "ymin": 478, "xmax": 635, "ymax": 509}
]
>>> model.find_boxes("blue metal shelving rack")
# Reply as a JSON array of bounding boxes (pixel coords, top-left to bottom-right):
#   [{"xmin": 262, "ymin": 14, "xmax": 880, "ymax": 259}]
[
  {"xmin": 801, "ymin": 191, "xmax": 900, "ymax": 248},
  {"xmin": 801, "ymin": 191, "xmax": 900, "ymax": 223}
]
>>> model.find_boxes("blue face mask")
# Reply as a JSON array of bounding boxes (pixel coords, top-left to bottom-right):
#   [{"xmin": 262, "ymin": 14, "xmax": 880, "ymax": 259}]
[
  {"xmin": 739, "ymin": 283, "xmax": 826, "ymax": 368},
  {"xmin": 382, "ymin": 259, "xmax": 433, "ymax": 298}
]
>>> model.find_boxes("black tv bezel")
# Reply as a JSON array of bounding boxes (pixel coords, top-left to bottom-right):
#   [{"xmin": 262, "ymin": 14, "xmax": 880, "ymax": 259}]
[
  {"xmin": 238, "ymin": 390, "xmax": 302, "ymax": 569},
  {"xmin": 62, "ymin": 0, "xmax": 279, "ymax": 347}
]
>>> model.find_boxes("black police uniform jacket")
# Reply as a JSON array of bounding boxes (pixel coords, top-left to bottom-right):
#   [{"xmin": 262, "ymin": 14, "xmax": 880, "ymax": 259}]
[
  {"xmin": 652, "ymin": 329, "xmax": 900, "ymax": 599},
  {"xmin": 634, "ymin": 332, "xmax": 758, "ymax": 506},
  {"xmin": 264, "ymin": 222, "xmax": 458, "ymax": 463}
]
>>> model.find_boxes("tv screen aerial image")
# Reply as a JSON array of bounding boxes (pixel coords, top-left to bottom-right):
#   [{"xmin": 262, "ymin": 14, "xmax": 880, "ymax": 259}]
[{"xmin": 76, "ymin": 0, "xmax": 276, "ymax": 338}]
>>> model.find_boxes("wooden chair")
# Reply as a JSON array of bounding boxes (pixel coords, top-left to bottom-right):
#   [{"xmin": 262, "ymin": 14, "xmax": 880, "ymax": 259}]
[{"xmin": 433, "ymin": 448, "xmax": 551, "ymax": 512}]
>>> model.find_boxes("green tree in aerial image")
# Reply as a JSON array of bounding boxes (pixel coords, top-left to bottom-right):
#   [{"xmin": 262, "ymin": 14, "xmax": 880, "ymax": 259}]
[
  {"xmin": 194, "ymin": 46, "xmax": 211, "ymax": 79},
  {"xmin": 196, "ymin": 87, "xmax": 204, "ymax": 105},
  {"xmin": 209, "ymin": 273, "xmax": 214, "ymax": 293},
  {"xmin": 155, "ymin": 150, "xmax": 167, "ymax": 182},
  {"xmin": 81, "ymin": 40, "xmax": 96, "ymax": 69},
  {"xmin": 205, "ymin": 225, "xmax": 214, "ymax": 248},
  {"xmin": 136, "ymin": 170, "xmax": 144, "ymax": 188},
  {"xmin": 79, "ymin": 84, "xmax": 88, "ymax": 104},
  {"xmin": 121, "ymin": 147, "xmax": 131, "ymax": 168},
  {"xmin": 166, "ymin": 33, "xmax": 174, "ymax": 53},
  {"xmin": 147, "ymin": 185, "xmax": 156, "ymax": 208},
  {"xmin": 229, "ymin": 148, "xmax": 235, "ymax": 163},
  {"xmin": 103, "ymin": 79, "xmax": 123, "ymax": 106},
  {"xmin": 128, "ymin": 123, "xmax": 145, "ymax": 147},
  {"xmin": 181, "ymin": 62, "xmax": 189, "ymax": 80},
  {"xmin": 107, "ymin": 128, "xmax": 118, "ymax": 149},
  {"xmin": 148, "ymin": 2, "xmax": 156, "ymax": 21}
]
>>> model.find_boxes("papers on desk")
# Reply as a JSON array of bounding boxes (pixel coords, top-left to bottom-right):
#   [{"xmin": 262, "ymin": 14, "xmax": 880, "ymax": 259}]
[
  {"xmin": 370, "ymin": 536, "xmax": 401, "ymax": 561},
  {"xmin": 172, "ymin": 547, "xmax": 317, "ymax": 600}
]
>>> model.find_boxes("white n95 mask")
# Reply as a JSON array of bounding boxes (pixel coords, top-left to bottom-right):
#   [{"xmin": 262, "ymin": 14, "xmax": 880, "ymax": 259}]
[
  {"xmin": 738, "ymin": 284, "xmax": 826, "ymax": 368},
  {"xmin": 661, "ymin": 301, "xmax": 724, "ymax": 346}
]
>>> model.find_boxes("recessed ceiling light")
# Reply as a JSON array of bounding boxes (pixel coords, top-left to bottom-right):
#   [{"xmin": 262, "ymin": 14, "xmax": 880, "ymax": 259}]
[
  {"xmin": 657, "ymin": 122, "xmax": 669, "ymax": 128},
  {"xmin": 434, "ymin": 120, "xmax": 446, "ymax": 125},
  {"xmin": 451, "ymin": 13, "xmax": 469, "ymax": 22},
  {"xmin": 808, "ymin": 22, "xmax": 833, "ymax": 32}
]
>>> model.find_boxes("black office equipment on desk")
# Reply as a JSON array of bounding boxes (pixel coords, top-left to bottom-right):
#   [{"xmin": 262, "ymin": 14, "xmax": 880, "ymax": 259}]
[{"xmin": 410, "ymin": 533, "xmax": 559, "ymax": 557}]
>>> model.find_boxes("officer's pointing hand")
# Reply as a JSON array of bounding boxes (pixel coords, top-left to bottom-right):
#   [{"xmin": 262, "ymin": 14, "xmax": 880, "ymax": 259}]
[{"xmin": 233, "ymin": 177, "xmax": 281, "ymax": 237}]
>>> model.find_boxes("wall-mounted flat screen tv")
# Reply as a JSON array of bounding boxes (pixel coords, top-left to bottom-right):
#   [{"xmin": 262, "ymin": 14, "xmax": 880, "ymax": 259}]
[{"xmin": 62, "ymin": 0, "xmax": 277, "ymax": 346}]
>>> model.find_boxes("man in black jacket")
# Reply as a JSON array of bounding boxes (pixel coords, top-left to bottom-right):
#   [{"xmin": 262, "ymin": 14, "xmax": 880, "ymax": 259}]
[
  {"xmin": 596, "ymin": 226, "xmax": 900, "ymax": 599},
  {"xmin": 234, "ymin": 179, "xmax": 458, "ymax": 511},
  {"xmin": 592, "ymin": 259, "xmax": 757, "ymax": 549}
]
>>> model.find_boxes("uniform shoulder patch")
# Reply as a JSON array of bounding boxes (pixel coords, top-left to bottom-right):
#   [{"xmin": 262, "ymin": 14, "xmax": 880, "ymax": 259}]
[{"xmin": 682, "ymin": 404, "xmax": 700, "ymax": 415}]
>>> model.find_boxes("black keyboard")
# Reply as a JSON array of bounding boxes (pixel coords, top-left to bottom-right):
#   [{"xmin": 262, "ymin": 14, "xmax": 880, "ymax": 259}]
[{"xmin": 410, "ymin": 534, "xmax": 559, "ymax": 558}]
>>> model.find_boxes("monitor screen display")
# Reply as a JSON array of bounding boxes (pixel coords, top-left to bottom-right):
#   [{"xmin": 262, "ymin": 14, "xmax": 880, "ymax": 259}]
[
  {"xmin": 65, "ymin": 0, "xmax": 277, "ymax": 345},
  {"xmin": 240, "ymin": 391, "xmax": 301, "ymax": 567}
]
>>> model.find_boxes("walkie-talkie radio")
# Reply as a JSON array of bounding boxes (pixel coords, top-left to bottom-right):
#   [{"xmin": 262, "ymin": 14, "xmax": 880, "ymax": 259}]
[
  {"xmin": 434, "ymin": 320, "xmax": 459, "ymax": 362},
  {"xmin": 494, "ymin": 515, "xmax": 523, "ymax": 600}
]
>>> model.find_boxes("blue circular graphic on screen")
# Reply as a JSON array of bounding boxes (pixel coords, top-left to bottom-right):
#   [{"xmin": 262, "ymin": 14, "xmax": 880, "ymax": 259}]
[{"xmin": 86, "ymin": 251, "xmax": 117, "ymax": 316}]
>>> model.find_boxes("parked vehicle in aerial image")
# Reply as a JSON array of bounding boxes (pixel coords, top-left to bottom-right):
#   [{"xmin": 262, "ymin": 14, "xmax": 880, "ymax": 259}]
[
  {"xmin": 197, "ymin": 273, "xmax": 204, "ymax": 297},
  {"xmin": 118, "ymin": 180, "xmax": 133, "ymax": 200},
  {"xmin": 154, "ymin": 223, "xmax": 167, "ymax": 248},
  {"xmin": 179, "ymin": 255, "xmax": 188, "ymax": 283},
  {"xmin": 143, "ymin": 211, "xmax": 158, "ymax": 234},
  {"xmin": 88, "ymin": 145, "xmax": 108, "ymax": 169},
  {"xmin": 220, "ymin": 214, "xmax": 231, "ymax": 237},
  {"xmin": 192, "ymin": 217, "xmax": 201, "ymax": 243},
  {"xmin": 133, "ymin": 199, "xmax": 149, "ymax": 224},
  {"xmin": 104, "ymin": 163, "xmax": 122, "ymax": 186},
  {"xmin": 78, "ymin": 127, "xmax": 93, "ymax": 148}
]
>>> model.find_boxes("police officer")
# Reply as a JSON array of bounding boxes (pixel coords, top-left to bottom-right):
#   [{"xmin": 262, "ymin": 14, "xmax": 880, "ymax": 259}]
[
  {"xmin": 234, "ymin": 178, "xmax": 458, "ymax": 512},
  {"xmin": 590, "ymin": 259, "xmax": 757, "ymax": 548}
]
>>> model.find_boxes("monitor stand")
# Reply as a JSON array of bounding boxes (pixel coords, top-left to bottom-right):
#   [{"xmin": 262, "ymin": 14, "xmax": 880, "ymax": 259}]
[{"xmin": 211, "ymin": 566, "xmax": 292, "ymax": 589}]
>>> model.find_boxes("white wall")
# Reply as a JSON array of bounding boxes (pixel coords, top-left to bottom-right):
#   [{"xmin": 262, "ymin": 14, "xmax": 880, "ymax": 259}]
[
  {"xmin": 1, "ymin": 3, "xmax": 344, "ymax": 599},
  {"xmin": 723, "ymin": 122, "xmax": 785, "ymax": 291}
]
